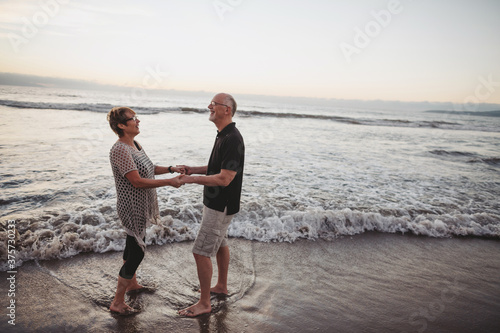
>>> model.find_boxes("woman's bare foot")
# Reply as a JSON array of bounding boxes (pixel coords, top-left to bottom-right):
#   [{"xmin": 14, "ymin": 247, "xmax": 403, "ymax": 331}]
[
  {"xmin": 109, "ymin": 301, "xmax": 136, "ymax": 315},
  {"xmin": 125, "ymin": 273, "xmax": 144, "ymax": 292},
  {"xmin": 178, "ymin": 302, "xmax": 211, "ymax": 318},
  {"xmin": 126, "ymin": 282, "xmax": 144, "ymax": 293},
  {"xmin": 197, "ymin": 285, "xmax": 228, "ymax": 295}
]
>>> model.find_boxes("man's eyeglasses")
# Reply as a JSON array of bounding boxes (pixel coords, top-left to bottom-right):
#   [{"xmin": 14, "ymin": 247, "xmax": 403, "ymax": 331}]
[
  {"xmin": 211, "ymin": 101, "xmax": 229, "ymax": 108},
  {"xmin": 124, "ymin": 115, "xmax": 139, "ymax": 122}
]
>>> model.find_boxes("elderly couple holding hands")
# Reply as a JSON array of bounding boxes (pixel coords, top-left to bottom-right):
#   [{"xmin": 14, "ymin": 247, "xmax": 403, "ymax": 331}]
[{"xmin": 106, "ymin": 93, "xmax": 245, "ymax": 317}]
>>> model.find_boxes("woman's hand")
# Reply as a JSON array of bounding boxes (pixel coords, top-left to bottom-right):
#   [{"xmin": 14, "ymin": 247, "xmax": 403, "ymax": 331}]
[{"xmin": 171, "ymin": 166, "xmax": 186, "ymax": 174}]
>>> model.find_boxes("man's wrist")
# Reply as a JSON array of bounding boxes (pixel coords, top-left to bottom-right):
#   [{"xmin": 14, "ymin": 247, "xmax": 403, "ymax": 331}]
[
  {"xmin": 168, "ymin": 166, "xmax": 173, "ymax": 173},
  {"xmin": 184, "ymin": 175, "xmax": 198, "ymax": 184}
]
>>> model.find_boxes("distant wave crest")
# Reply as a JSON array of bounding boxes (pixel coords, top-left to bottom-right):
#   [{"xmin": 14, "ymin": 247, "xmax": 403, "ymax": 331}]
[
  {"xmin": 2, "ymin": 99, "xmax": 497, "ymax": 132},
  {"xmin": 426, "ymin": 110, "xmax": 500, "ymax": 117},
  {"xmin": 429, "ymin": 150, "xmax": 500, "ymax": 167}
]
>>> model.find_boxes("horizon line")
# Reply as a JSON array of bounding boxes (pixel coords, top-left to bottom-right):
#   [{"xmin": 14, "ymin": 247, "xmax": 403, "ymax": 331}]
[{"xmin": 1, "ymin": 71, "xmax": 499, "ymax": 110}]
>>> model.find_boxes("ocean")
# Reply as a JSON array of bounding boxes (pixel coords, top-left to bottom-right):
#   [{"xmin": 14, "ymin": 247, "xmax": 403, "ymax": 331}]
[{"xmin": 0, "ymin": 85, "xmax": 499, "ymax": 332}]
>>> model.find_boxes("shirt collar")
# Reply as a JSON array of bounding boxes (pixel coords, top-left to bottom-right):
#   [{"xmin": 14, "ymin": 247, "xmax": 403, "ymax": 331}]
[{"xmin": 217, "ymin": 122, "xmax": 236, "ymax": 138}]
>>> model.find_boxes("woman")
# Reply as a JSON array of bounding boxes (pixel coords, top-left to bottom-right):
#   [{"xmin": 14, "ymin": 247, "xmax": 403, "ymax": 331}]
[{"xmin": 107, "ymin": 106, "xmax": 183, "ymax": 315}]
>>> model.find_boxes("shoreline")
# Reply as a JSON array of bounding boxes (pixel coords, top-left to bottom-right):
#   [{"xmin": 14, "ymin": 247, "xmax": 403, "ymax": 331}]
[{"xmin": 1, "ymin": 233, "xmax": 499, "ymax": 332}]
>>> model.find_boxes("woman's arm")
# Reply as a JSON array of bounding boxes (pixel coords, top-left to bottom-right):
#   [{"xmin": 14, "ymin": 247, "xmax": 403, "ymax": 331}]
[
  {"xmin": 125, "ymin": 170, "xmax": 182, "ymax": 188},
  {"xmin": 155, "ymin": 165, "xmax": 185, "ymax": 175}
]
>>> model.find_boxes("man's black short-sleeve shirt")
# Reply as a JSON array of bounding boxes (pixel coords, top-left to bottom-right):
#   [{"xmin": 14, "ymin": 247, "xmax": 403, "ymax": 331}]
[{"xmin": 203, "ymin": 122, "xmax": 245, "ymax": 215}]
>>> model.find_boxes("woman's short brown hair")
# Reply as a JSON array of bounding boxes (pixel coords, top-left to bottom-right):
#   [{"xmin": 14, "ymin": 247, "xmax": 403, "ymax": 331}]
[{"xmin": 107, "ymin": 107, "xmax": 135, "ymax": 137}]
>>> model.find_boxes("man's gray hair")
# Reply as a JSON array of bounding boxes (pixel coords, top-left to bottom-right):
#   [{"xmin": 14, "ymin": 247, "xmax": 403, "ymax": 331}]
[{"xmin": 225, "ymin": 94, "xmax": 237, "ymax": 116}]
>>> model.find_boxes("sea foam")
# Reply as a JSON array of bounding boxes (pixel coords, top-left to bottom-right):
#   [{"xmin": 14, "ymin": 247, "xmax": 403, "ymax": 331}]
[{"xmin": 1, "ymin": 205, "xmax": 498, "ymax": 271}]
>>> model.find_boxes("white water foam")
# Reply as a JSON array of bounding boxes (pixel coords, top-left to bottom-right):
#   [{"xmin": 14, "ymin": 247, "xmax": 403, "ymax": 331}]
[{"xmin": 2, "ymin": 204, "xmax": 499, "ymax": 271}]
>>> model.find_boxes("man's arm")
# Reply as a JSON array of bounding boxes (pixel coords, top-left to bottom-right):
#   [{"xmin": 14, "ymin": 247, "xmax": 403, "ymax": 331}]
[
  {"xmin": 181, "ymin": 169, "xmax": 236, "ymax": 187},
  {"xmin": 177, "ymin": 165, "xmax": 208, "ymax": 175}
]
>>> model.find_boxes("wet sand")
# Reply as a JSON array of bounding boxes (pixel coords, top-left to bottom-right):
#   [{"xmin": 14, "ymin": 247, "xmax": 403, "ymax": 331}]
[{"xmin": 1, "ymin": 233, "xmax": 499, "ymax": 332}]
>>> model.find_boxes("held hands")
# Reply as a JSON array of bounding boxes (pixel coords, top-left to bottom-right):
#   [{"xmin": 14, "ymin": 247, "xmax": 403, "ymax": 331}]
[
  {"xmin": 171, "ymin": 166, "xmax": 186, "ymax": 174},
  {"xmin": 170, "ymin": 173, "xmax": 193, "ymax": 188},
  {"xmin": 165, "ymin": 165, "xmax": 185, "ymax": 188},
  {"xmin": 169, "ymin": 165, "xmax": 195, "ymax": 188},
  {"xmin": 170, "ymin": 175, "xmax": 184, "ymax": 188},
  {"xmin": 176, "ymin": 165, "xmax": 193, "ymax": 175},
  {"xmin": 178, "ymin": 174, "xmax": 193, "ymax": 185}
]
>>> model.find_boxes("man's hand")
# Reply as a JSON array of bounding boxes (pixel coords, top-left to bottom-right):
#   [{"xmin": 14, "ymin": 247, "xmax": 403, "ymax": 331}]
[
  {"xmin": 178, "ymin": 174, "xmax": 192, "ymax": 185},
  {"xmin": 177, "ymin": 165, "xmax": 193, "ymax": 175},
  {"xmin": 170, "ymin": 175, "xmax": 184, "ymax": 188}
]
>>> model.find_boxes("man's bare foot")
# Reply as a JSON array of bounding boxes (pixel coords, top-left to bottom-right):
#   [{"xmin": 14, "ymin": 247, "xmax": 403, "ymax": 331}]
[
  {"xmin": 109, "ymin": 302, "xmax": 136, "ymax": 315},
  {"xmin": 178, "ymin": 302, "xmax": 211, "ymax": 318},
  {"xmin": 210, "ymin": 285, "xmax": 228, "ymax": 295}
]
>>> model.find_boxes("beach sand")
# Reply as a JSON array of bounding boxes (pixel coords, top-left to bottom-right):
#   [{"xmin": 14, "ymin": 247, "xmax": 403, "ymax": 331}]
[{"xmin": 1, "ymin": 233, "xmax": 499, "ymax": 332}]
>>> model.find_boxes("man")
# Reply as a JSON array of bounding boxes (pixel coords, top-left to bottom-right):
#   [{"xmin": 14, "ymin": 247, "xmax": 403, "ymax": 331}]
[{"xmin": 178, "ymin": 92, "xmax": 245, "ymax": 317}]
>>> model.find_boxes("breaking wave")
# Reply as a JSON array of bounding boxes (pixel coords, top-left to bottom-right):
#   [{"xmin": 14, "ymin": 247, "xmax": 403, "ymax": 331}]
[{"xmin": 1, "ymin": 203, "xmax": 498, "ymax": 271}]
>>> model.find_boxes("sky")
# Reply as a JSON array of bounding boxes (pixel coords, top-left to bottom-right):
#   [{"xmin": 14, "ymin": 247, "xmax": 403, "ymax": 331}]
[{"xmin": 0, "ymin": 0, "xmax": 499, "ymax": 104}]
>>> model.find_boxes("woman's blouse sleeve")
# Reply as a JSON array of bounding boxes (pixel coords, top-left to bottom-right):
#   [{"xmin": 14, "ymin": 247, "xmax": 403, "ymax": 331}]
[{"xmin": 110, "ymin": 143, "xmax": 137, "ymax": 177}]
